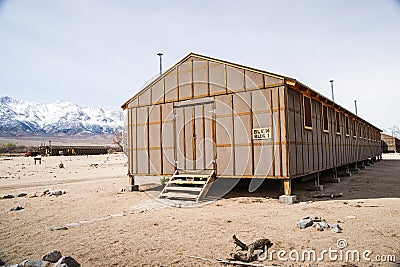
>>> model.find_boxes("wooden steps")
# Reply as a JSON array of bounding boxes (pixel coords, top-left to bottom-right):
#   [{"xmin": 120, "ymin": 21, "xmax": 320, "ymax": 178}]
[
  {"xmin": 169, "ymin": 180, "xmax": 207, "ymax": 185},
  {"xmin": 165, "ymin": 186, "xmax": 203, "ymax": 192},
  {"xmin": 159, "ymin": 170, "xmax": 215, "ymax": 202},
  {"xmin": 160, "ymin": 192, "xmax": 199, "ymax": 200},
  {"xmin": 173, "ymin": 174, "xmax": 210, "ymax": 178}
]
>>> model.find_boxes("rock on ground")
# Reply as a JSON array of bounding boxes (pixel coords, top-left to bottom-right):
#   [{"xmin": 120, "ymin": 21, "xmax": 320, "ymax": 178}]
[
  {"xmin": 48, "ymin": 226, "xmax": 68, "ymax": 231},
  {"xmin": 298, "ymin": 218, "xmax": 313, "ymax": 229},
  {"xmin": 49, "ymin": 191, "xmax": 64, "ymax": 196},
  {"xmin": 10, "ymin": 206, "xmax": 24, "ymax": 211},
  {"xmin": 42, "ymin": 250, "xmax": 62, "ymax": 263},
  {"xmin": 53, "ymin": 256, "xmax": 80, "ymax": 267},
  {"xmin": 20, "ymin": 259, "xmax": 50, "ymax": 267}
]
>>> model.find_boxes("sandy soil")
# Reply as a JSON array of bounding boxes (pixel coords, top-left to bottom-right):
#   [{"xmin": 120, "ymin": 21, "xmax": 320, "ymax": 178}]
[{"xmin": 0, "ymin": 153, "xmax": 399, "ymax": 266}]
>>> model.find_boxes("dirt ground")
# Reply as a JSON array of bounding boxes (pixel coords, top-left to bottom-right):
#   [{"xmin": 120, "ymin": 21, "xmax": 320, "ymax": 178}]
[{"xmin": 0, "ymin": 153, "xmax": 399, "ymax": 266}]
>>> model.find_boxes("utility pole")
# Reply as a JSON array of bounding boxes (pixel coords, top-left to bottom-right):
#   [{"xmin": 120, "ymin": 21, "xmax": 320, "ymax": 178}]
[
  {"xmin": 354, "ymin": 100, "xmax": 358, "ymax": 115},
  {"xmin": 330, "ymin": 80, "xmax": 334, "ymax": 102},
  {"xmin": 157, "ymin": 53, "xmax": 163, "ymax": 76}
]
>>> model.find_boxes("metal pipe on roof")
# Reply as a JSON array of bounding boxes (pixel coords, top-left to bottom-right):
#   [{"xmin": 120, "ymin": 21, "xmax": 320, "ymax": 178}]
[
  {"xmin": 330, "ymin": 80, "xmax": 334, "ymax": 102},
  {"xmin": 157, "ymin": 53, "xmax": 163, "ymax": 76},
  {"xmin": 354, "ymin": 100, "xmax": 358, "ymax": 115}
]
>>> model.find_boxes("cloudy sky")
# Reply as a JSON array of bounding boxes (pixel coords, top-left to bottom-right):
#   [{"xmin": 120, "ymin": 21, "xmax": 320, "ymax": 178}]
[{"xmin": 0, "ymin": 0, "xmax": 399, "ymax": 129}]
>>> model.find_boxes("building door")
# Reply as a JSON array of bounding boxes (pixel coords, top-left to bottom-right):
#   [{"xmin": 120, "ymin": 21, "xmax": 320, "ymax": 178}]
[{"xmin": 174, "ymin": 101, "xmax": 215, "ymax": 171}]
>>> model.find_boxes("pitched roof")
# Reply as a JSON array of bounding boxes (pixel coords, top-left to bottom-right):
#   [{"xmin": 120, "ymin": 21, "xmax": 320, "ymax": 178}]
[
  {"xmin": 121, "ymin": 52, "xmax": 381, "ymax": 132},
  {"xmin": 121, "ymin": 52, "xmax": 292, "ymax": 109}
]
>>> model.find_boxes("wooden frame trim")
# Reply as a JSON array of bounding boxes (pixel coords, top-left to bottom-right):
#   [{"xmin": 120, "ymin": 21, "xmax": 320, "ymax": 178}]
[
  {"xmin": 277, "ymin": 86, "xmax": 283, "ymax": 177},
  {"xmin": 345, "ymin": 115, "xmax": 350, "ymax": 137},
  {"xmin": 231, "ymin": 94, "xmax": 236, "ymax": 176},
  {"xmin": 335, "ymin": 110, "xmax": 341, "ymax": 135},
  {"xmin": 322, "ymin": 103, "xmax": 329, "ymax": 133},
  {"xmin": 303, "ymin": 95, "xmax": 313, "ymax": 130}
]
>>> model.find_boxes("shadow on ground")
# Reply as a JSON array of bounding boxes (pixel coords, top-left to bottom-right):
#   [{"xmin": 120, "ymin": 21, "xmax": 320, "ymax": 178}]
[
  {"xmin": 136, "ymin": 159, "xmax": 400, "ymax": 203},
  {"xmin": 210, "ymin": 159, "xmax": 400, "ymax": 202}
]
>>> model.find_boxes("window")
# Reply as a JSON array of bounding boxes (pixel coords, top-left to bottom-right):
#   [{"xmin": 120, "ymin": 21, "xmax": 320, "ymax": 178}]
[
  {"xmin": 303, "ymin": 96, "xmax": 312, "ymax": 129},
  {"xmin": 322, "ymin": 104, "xmax": 329, "ymax": 132},
  {"xmin": 364, "ymin": 124, "xmax": 366, "ymax": 139},
  {"xmin": 353, "ymin": 119, "xmax": 357, "ymax": 138},
  {"xmin": 335, "ymin": 111, "xmax": 341, "ymax": 134},
  {"xmin": 345, "ymin": 116, "xmax": 350, "ymax": 136}
]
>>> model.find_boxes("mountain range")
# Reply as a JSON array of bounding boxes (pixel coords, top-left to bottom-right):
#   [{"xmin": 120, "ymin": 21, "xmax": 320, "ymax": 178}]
[
  {"xmin": 1, "ymin": 96, "xmax": 399, "ymax": 140},
  {"xmin": 0, "ymin": 96, "xmax": 124, "ymax": 137}
]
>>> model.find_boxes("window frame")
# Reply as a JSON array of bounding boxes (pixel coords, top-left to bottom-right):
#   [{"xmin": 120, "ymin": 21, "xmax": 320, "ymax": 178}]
[
  {"xmin": 303, "ymin": 95, "xmax": 313, "ymax": 130},
  {"xmin": 364, "ymin": 124, "xmax": 367, "ymax": 140},
  {"xmin": 365, "ymin": 126, "xmax": 367, "ymax": 140},
  {"xmin": 359, "ymin": 122, "xmax": 364, "ymax": 139},
  {"xmin": 335, "ymin": 111, "xmax": 341, "ymax": 135},
  {"xmin": 322, "ymin": 104, "xmax": 329, "ymax": 133},
  {"xmin": 367, "ymin": 126, "xmax": 371, "ymax": 141}
]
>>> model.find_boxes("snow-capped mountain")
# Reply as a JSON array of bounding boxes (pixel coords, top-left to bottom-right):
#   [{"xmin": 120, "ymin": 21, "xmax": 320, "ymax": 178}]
[{"xmin": 0, "ymin": 96, "xmax": 124, "ymax": 137}]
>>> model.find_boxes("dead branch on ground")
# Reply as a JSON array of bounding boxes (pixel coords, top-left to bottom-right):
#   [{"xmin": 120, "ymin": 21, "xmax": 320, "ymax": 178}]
[{"xmin": 231, "ymin": 235, "xmax": 273, "ymax": 262}]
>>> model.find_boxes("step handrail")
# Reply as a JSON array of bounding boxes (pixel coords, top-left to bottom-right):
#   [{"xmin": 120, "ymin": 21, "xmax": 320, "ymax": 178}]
[
  {"xmin": 158, "ymin": 169, "xmax": 178, "ymax": 198},
  {"xmin": 196, "ymin": 170, "xmax": 215, "ymax": 202}
]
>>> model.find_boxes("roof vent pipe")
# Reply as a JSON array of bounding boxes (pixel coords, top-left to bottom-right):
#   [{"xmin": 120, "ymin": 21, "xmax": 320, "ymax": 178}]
[
  {"xmin": 157, "ymin": 53, "xmax": 163, "ymax": 76},
  {"xmin": 354, "ymin": 100, "xmax": 358, "ymax": 115},
  {"xmin": 329, "ymin": 80, "xmax": 334, "ymax": 102}
]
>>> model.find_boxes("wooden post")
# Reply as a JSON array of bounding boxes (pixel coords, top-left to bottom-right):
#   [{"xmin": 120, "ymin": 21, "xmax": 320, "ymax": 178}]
[
  {"xmin": 313, "ymin": 172, "xmax": 323, "ymax": 191},
  {"xmin": 279, "ymin": 179, "xmax": 296, "ymax": 204},
  {"xmin": 128, "ymin": 173, "xmax": 139, "ymax": 191},
  {"xmin": 314, "ymin": 173, "xmax": 320, "ymax": 187},
  {"xmin": 283, "ymin": 179, "xmax": 291, "ymax": 196},
  {"xmin": 350, "ymin": 162, "xmax": 359, "ymax": 172},
  {"xmin": 359, "ymin": 160, "xmax": 366, "ymax": 169},
  {"xmin": 330, "ymin": 167, "xmax": 340, "ymax": 183}
]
